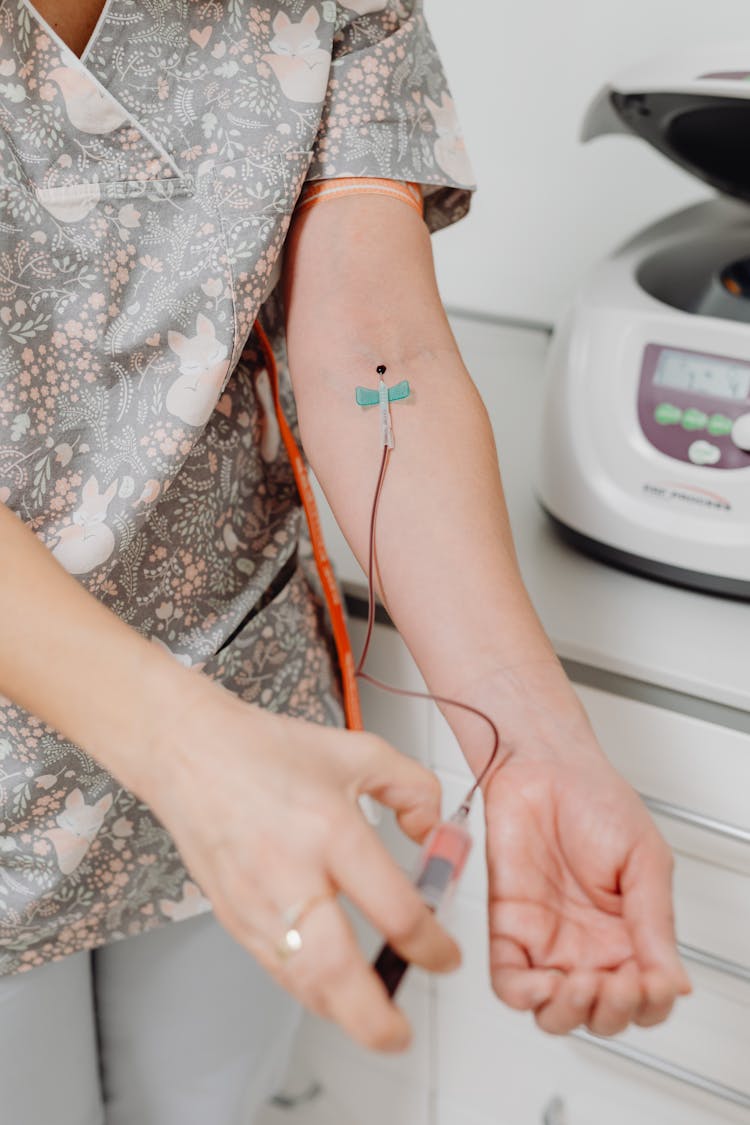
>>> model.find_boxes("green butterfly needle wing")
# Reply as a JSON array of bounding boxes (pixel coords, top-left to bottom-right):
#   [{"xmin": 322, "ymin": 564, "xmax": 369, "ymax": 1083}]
[
  {"xmin": 355, "ymin": 387, "xmax": 380, "ymax": 406},
  {"xmin": 387, "ymin": 380, "xmax": 410, "ymax": 402}
]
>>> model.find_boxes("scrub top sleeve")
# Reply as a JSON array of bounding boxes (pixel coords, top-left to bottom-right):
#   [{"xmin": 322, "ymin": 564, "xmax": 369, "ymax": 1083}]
[{"xmin": 305, "ymin": 1, "xmax": 477, "ymax": 234}]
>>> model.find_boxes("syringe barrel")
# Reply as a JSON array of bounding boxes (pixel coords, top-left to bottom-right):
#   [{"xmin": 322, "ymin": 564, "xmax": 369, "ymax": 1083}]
[
  {"xmin": 413, "ymin": 818, "xmax": 472, "ymax": 911},
  {"xmin": 373, "ymin": 817, "xmax": 472, "ymax": 998}
]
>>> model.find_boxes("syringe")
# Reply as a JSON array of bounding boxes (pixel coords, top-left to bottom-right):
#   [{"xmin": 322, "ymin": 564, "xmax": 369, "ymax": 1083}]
[{"xmin": 373, "ymin": 804, "xmax": 473, "ymax": 997}]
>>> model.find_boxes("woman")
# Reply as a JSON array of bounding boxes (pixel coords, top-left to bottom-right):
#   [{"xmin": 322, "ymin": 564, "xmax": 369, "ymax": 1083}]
[{"xmin": 0, "ymin": 1, "xmax": 690, "ymax": 1123}]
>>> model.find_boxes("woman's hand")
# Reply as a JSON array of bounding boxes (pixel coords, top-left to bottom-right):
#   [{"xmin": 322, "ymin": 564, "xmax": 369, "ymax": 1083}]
[
  {"xmin": 484, "ymin": 752, "xmax": 691, "ymax": 1035},
  {"xmin": 0, "ymin": 505, "xmax": 459, "ymax": 1051},
  {"xmin": 448, "ymin": 660, "xmax": 692, "ymax": 1036},
  {"xmin": 142, "ymin": 677, "xmax": 461, "ymax": 1053}
]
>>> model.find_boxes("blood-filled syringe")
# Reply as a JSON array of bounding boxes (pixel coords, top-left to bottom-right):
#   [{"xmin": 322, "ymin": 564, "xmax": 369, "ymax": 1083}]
[{"xmin": 373, "ymin": 806, "xmax": 473, "ymax": 997}]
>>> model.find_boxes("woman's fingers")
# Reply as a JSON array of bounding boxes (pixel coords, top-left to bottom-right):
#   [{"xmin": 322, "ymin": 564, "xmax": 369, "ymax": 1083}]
[
  {"xmin": 620, "ymin": 833, "xmax": 692, "ymax": 997},
  {"xmin": 245, "ymin": 890, "xmax": 413, "ymax": 1053},
  {"xmin": 633, "ymin": 967, "xmax": 681, "ymax": 1027},
  {"xmin": 533, "ymin": 970, "xmax": 600, "ymax": 1034},
  {"xmin": 494, "ymin": 954, "xmax": 681, "ymax": 1036},
  {"xmin": 328, "ymin": 733, "xmax": 463, "ymax": 973},
  {"xmin": 149, "ymin": 697, "xmax": 465, "ymax": 1053},
  {"xmin": 217, "ymin": 872, "xmax": 414, "ymax": 1053},
  {"xmin": 489, "ymin": 935, "xmax": 562, "ymax": 1010},
  {"xmin": 586, "ymin": 960, "xmax": 643, "ymax": 1037},
  {"xmin": 279, "ymin": 896, "xmax": 413, "ymax": 1052},
  {"xmin": 491, "ymin": 966, "xmax": 564, "ymax": 1012},
  {"xmin": 500, "ymin": 959, "xmax": 667, "ymax": 1037},
  {"xmin": 343, "ymin": 733, "xmax": 442, "ymax": 845},
  {"xmin": 327, "ymin": 804, "xmax": 461, "ymax": 974},
  {"xmin": 533, "ymin": 962, "xmax": 644, "ymax": 1037},
  {"xmin": 497, "ymin": 954, "xmax": 678, "ymax": 1036}
]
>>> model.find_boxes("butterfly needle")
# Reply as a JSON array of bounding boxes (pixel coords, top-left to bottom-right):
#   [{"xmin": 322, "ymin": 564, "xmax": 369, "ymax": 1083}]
[{"xmin": 379, "ymin": 375, "xmax": 395, "ymax": 449}]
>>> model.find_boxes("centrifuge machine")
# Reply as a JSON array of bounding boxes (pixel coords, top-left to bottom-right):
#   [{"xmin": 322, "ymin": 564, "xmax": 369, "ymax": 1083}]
[{"xmin": 538, "ymin": 46, "xmax": 750, "ymax": 598}]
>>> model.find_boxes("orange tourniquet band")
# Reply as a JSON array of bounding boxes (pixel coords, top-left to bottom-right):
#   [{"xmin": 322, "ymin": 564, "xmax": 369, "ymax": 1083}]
[
  {"xmin": 253, "ymin": 319, "xmax": 364, "ymax": 732},
  {"xmin": 296, "ymin": 177, "xmax": 424, "ymax": 218}
]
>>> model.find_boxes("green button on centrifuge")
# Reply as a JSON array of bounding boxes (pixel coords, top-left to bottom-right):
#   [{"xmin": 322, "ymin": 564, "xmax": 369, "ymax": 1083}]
[
  {"xmin": 681, "ymin": 407, "xmax": 708, "ymax": 431},
  {"xmin": 654, "ymin": 403, "xmax": 682, "ymax": 425},
  {"xmin": 707, "ymin": 413, "xmax": 733, "ymax": 436}
]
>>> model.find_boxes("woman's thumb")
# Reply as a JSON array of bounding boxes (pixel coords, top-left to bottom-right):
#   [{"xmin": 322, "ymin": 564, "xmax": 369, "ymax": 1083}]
[{"xmin": 349, "ymin": 733, "xmax": 442, "ymax": 844}]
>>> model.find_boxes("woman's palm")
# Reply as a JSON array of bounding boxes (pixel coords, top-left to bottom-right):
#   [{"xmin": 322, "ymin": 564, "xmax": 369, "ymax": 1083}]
[{"xmin": 482, "ymin": 755, "xmax": 690, "ymax": 1033}]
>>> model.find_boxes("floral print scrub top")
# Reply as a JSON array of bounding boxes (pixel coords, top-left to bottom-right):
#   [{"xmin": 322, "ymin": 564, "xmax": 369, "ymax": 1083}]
[{"xmin": 0, "ymin": 0, "xmax": 475, "ymax": 974}]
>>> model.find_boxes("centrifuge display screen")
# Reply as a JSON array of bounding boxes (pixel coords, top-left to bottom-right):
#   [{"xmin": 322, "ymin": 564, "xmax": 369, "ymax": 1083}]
[{"xmin": 653, "ymin": 348, "xmax": 750, "ymax": 401}]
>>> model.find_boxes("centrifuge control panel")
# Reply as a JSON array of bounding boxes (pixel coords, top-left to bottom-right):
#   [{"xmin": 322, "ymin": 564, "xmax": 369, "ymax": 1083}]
[{"xmin": 638, "ymin": 343, "xmax": 750, "ymax": 469}]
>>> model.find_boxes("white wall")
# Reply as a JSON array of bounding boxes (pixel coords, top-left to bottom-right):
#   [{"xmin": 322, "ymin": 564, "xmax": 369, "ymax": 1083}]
[{"xmin": 427, "ymin": 0, "xmax": 749, "ymax": 325}]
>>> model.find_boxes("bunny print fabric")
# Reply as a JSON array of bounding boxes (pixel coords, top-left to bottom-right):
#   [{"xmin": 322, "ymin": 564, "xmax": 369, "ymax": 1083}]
[{"xmin": 0, "ymin": 0, "xmax": 475, "ymax": 974}]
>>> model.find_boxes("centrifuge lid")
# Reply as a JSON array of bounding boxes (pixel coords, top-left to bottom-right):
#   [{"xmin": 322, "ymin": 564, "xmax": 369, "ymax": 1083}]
[{"xmin": 584, "ymin": 44, "xmax": 750, "ymax": 203}]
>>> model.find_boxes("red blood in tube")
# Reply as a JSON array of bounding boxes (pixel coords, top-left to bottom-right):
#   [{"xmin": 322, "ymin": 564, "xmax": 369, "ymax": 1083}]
[
  {"xmin": 374, "ymin": 817, "xmax": 472, "ymax": 997},
  {"xmin": 423, "ymin": 820, "xmax": 472, "ymax": 878}
]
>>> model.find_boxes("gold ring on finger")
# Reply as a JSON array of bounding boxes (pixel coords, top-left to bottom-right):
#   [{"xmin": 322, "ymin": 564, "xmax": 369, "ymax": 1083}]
[{"xmin": 275, "ymin": 892, "xmax": 336, "ymax": 961}]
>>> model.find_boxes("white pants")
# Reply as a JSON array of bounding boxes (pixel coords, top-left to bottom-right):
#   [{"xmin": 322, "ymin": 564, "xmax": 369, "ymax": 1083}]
[{"xmin": 0, "ymin": 912, "xmax": 301, "ymax": 1125}]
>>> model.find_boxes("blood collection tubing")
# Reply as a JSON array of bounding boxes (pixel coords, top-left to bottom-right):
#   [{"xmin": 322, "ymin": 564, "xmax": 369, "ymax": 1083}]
[
  {"xmin": 355, "ymin": 366, "xmax": 504, "ymax": 998},
  {"xmin": 256, "ymin": 320, "xmax": 362, "ymax": 730}
]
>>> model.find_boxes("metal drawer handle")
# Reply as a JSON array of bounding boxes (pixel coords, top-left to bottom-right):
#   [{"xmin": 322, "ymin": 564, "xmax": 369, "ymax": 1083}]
[
  {"xmin": 543, "ymin": 1096, "xmax": 567, "ymax": 1124},
  {"xmin": 679, "ymin": 941, "xmax": 750, "ymax": 984},
  {"xmin": 641, "ymin": 794, "xmax": 750, "ymax": 846},
  {"xmin": 573, "ymin": 1029, "xmax": 750, "ymax": 1110},
  {"xmin": 270, "ymin": 1081, "xmax": 322, "ymax": 1109}
]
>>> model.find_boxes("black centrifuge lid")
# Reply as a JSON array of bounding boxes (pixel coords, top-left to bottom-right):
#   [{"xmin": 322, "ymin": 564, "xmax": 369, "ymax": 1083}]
[{"xmin": 583, "ymin": 53, "xmax": 750, "ymax": 203}]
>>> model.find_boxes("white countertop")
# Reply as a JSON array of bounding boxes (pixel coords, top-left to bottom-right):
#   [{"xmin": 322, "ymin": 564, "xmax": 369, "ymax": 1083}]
[{"xmin": 314, "ymin": 315, "xmax": 749, "ymax": 714}]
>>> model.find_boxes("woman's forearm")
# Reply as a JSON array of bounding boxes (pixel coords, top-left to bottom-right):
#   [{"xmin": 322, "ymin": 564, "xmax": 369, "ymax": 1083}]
[
  {"xmin": 283, "ymin": 194, "xmax": 570, "ymax": 763},
  {"xmin": 0, "ymin": 503, "xmax": 193, "ymax": 795}
]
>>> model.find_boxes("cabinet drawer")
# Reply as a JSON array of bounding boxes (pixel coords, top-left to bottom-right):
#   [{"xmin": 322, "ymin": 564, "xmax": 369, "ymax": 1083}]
[
  {"xmin": 437, "ymin": 1081, "xmax": 747, "ymax": 1125},
  {"xmin": 258, "ymin": 1071, "xmax": 427, "ymax": 1125},
  {"xmin": 436, "ymin": 1100, "xmax": 498, "ymax": 1125},
  {"xmin": 672, "ymin": 850, "xmax": 750, "ymax": 971},
  {"xmin": 573, "ymin": 686, "xmax": 750, "ymax": 867}
]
